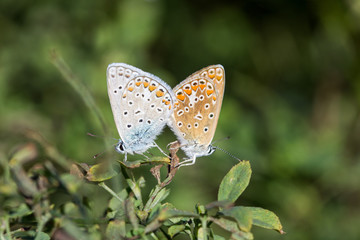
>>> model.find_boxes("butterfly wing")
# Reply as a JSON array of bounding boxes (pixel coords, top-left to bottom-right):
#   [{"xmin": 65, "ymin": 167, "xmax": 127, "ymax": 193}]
[
  {"xmin": 107, "ymin": 63, "xmax": 174, "ymax": 154},
  {"xmin": 170, "ymin": 65, "xmax": 225, "ymax": 156}
]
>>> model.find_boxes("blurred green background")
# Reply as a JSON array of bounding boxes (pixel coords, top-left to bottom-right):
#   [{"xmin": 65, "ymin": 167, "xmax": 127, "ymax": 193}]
[{"xmin": 1, "ymin": 0, "xmax": 360, "ymax": 239}]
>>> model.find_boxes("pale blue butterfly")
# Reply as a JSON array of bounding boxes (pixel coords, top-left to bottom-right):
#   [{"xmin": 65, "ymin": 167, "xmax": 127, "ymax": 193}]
[{"xmin": 107, "ymin": 63, "xmax": 175, "ymax": 160}]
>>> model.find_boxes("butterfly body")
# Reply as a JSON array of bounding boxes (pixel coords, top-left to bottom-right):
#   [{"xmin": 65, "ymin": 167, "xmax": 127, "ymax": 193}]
[
  {"xmin": 169, "ymin": 65, "xmax": 225, "ymax": 166},
  {"xmin": 107, "ymin": 63, "xmax": 174, "ymax": 158}
]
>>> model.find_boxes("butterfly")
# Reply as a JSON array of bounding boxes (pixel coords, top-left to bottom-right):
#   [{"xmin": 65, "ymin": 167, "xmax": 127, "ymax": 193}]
[
  {"xmin": 169, "ymin": 65, "xmax": 225, "ymax": 166},
  {"xmin": 107, "ymin": 63, "xmax": 175, "ymax": 160}
]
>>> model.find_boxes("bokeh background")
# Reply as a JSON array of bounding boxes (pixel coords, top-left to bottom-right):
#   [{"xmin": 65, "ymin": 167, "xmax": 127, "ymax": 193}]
[{"xmin": 1, "ymin": 0, "xmax": 360, "ymax": 239}]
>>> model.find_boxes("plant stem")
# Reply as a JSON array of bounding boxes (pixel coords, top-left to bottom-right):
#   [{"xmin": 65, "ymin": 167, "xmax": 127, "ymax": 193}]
[
  {"xmin": 201, "ymin": 217, "xmax": 208, "ymax": 240},
  {"xmin": 49, "ymin": 50, "xmax": 109, "ymax": 140},
  {"xmin": 99, "ymin": 182, "xmax": 123, "ymax": 203}
]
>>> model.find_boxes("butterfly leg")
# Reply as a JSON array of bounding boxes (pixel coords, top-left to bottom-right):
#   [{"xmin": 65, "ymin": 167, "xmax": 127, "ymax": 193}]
[
  {"xmin": 124, "ymin": 152, "xmax": 128, "ymax": 162},
  {"xmin": 177, "ymin": 156, "xmax": 197, "ymax": 168},
  {"xmin": 153, "ymin": 142, "xmax": 168, "ymax": 157},
  {"xmin": 167, "ymin": 140, "xmax": 180, "ymax": 150},
  {"xmin": 141, "ymin": 153, "xmax": 150, "ymax": 160}
]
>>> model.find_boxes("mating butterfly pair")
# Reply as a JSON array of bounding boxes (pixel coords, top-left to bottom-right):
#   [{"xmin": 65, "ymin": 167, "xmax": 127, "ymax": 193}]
[{"xmin": 107, "ymin": 63, "xmax": 225, "ymax": 166}]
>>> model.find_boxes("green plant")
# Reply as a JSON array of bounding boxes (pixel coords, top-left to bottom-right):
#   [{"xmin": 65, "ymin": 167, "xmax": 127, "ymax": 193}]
[{"xmin": 1, "ymin": 136, "xmax": 283, "ymax": 240}]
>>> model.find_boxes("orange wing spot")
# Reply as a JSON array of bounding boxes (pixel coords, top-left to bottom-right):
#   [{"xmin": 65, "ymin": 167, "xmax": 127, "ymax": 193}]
[
  {"xmin": 135, "ymin": 81, "xmax": 142, "ymax": 86},
  {"xmin": 149, "ymin": 85, "xmax": 157, "ymax": 92},
  {"xmin": 156, "ymin": 90, "xmax": 165, "ymax": 97},
  {"xmin": 191, "ymin": 85, "xmax": 198, "ymax": 91},
  {"xmin": 206, "ymin": 89, "xmax": 214, "ymax": 96},
  {"xmin": 216, "ymin": 75, "xmax": 223, "ymax": 81},
  {"xmin": 199, "ymin": 84, "xmax": 206, "ymax": 90},
  {"xmin": 212, "ymin": 96, "xmax": 216, "ymax": 101},
  {"xmin": 143, "ymin": 82, "xmax": 149, "ymax": 88},
  {"xmin": 209, "ymin": 71, "xmax": 215, "ymax": 79},
  {"xmin": 169, "ymin": 105, "xmax": 171, "ymax": 110},
  {"xmin": 183, "ymin": 89, "xmax": 192, "ymax": 95},
  {"xmin": 128, "ymin": 86, "xmax": 134, "ymax": 92},
  {"xmin": 177, "ymin": 94, "xmax": 185, "ymax": 101},
  {"xmin": 165, "ymin": 101, "xmax": 170, "ymax": 105}
]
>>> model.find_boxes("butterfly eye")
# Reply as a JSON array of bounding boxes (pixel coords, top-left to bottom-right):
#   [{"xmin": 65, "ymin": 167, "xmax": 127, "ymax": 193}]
[
  {"xmin": 207, "ymin": 146, "xmax": 215, "ymax": 155},
  {"xmin": 115, "ymin": 142, "xmax": 125, "ymax": 153}
]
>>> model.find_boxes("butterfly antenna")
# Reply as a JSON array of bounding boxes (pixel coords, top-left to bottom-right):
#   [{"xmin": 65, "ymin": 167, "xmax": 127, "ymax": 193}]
[
  {"xmin": 213, "ymin": 145, "xmax": 242, "ymax": 162},
  {"xmin": 211, "ymin": 136, "xmax": 231, "ymax": 145},
  {"xmin": 93, "ymin": 143, "xmax": 117, "ymax": 159},
  {"xmin": 87, "ymin": 132, "xmax": 118, "ymax": 141}
]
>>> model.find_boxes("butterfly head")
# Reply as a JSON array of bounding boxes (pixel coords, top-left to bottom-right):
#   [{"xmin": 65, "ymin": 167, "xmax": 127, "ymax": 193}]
[
  {"xmin": 115, "ymin": 140, "xmax": 127, "ymax": 154},
  {"xmin": 207, "ymin": 145, "xmax": 216, "ymax": 156},
  {"xmin": 181, "ymin": 143, "xmax": 216, "ymax": 158}
]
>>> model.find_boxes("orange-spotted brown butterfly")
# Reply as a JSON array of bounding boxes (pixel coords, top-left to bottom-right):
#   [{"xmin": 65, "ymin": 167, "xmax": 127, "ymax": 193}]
[{"xmin": 169, "ymin": 65, "xmax": 225, "ymax": 166}]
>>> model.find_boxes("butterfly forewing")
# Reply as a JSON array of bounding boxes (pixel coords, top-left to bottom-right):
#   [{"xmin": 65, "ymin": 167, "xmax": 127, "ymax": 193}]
[
  {"xmin": 107, "ymin": 63, "xmax": 174, "ymax": 154},
  {"xmin": 107, "ymin": 63, "xmax": 143, "ymax": 137},
  {"xmin": 171, "ymin": 65, "xmax": 225, "ymax": 149}
]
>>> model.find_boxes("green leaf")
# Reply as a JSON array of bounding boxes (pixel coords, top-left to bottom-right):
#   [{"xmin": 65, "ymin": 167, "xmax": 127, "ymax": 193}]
[
  {"xmin": 119, "ymin": 157, "xmax": 170, "ymax": 168},
  {"xmin": 230, "ymin": 232, "xmax": 254, "ymax": 240},
  {"xmin": 126, "ymin": 176, "xmax": 145, "ymax": 207},
  {"xmin": 86, "ymin": 163, "xmax": 120, "ymax": 182},
  {"xmin": 9, "ymin": 143, "xmax": 37, "ymax": 166},
  {"xmin": 60, "ymin": 174, "xmax": 82, "ymax": 194},
  {"xmin": 221, "ymin": 206, "xmax": 252, "ymax": 232},
  {"xmin": 106, "ymin": 220, "xmax": 126, "ymax": 239},
  {"xmin": 244, "ymin": 207, "xmax": 284, "ymax": 234},
  {"xmin": 159, "ymin": 209, "xmax": 199, "ymax": 221},
  {"xmin": 109, "ymin": 189, "xmax": 128, "ymax": 210},
  {"xmin": 34, "ymin": 232, "xmax": 50, "ymax": 240},
  {"xmin": 9, "ymin": 203, "xmax": 32, "ymax": 219},
  {"xmin": 205, "ymin": 200, "xmax": 233, "ymax": 210},
  {"xmin": 60, "ymin": 218, "xmax": 90, "ymax": 239},
  {"xmin": 168, "ymin": 225, "xmax": 185, "ymax": 238},
  {"xmin": 125, "ymin": 196, "xmax": 139, "ymax": 230},
  {"xmin": 213, "ymin": 234, "xmax": 226, "ymax": 240},
  {"xmin": 218, "ymin": 161, "xmax": 252, "ymax": 202},
  {"xmin": 211, "ymin": 217, "xmax": 240, "ymax": 233},
  {"xmin": 147, "ymin": 203, "xmax": 163, "ymax": 222}
]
